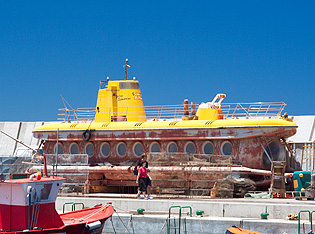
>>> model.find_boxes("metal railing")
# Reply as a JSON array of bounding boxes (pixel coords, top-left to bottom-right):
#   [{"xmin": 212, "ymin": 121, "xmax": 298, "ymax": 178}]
[
  {"xmin": 58, "ymin": 101, "xmax": 287, "ymax": 123},
  {"xmin": 44, "ymin": 154, "xmax": 89, "ymax": 166},
  {"xmin": 58, "ymin": 107, "xmax": 95, "ymax": 122},
  {"xmin": 221, "ymin": 102, "xmax": 286, "ymax": 119}
]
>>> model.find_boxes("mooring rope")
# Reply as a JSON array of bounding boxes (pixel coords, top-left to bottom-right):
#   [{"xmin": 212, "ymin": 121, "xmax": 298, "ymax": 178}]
[
  {"xmin": 114, "ymin": 209, "xmax": 132, "ymax": 234},
  {"xmin": 123, "ymin": 215, "xmax": 132, "ymax": 234},
  {"xmin": 110, "ymin": 206, "xmax": 169, "ymax": 234},
  {"xmin": 110, "ymin": 216, "xmax": 117, "ymax": 234},
  {"xmin": 33, "ymin": 202, "xmax": 41, "ymax": 228},
  {"xmin": 200, "ymin": 219, "xmax": 204, "ymax": 234},
  {"xmin": 157, "ymin": 218, "xmax": 168, "ymax": 234},
  {"xmin": 130, "ymin": 215, "xmax": 135, "ymax": 234}
]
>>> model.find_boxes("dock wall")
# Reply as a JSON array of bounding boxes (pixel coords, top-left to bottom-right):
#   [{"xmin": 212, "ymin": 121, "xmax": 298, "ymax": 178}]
[
  {"xmin": 102, "ymin": 214, "xmax": 299, "ymax": 234},
  {"xmin": 0, "ymin": 121, "xmax": 46, "ymax": 156},
  {"xmin": 56, "ymin": 196, "xmax": 311, "ymax": 234}
]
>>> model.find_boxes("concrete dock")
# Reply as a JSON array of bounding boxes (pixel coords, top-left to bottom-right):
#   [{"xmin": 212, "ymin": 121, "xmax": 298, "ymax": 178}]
[{"xmin": 56, "ymin": 194, "xmax": 315, "ymax": 234}]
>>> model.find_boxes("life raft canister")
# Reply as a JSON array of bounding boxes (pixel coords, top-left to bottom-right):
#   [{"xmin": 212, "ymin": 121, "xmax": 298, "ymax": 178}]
[{"xmin": 82, "ymin": 129, "xmax": 92, "ymax": 141}]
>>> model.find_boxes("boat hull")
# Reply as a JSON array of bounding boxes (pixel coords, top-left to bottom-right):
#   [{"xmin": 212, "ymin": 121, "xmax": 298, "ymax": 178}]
[
  {"xmin": 0, "ymin": 204, "xmax": 114, "ymax": 234},
  {"xmin": 32, "ymin": 118, "xmax": 297, "ymax": 193},
  {"xmin": 38, "ymin": 127, "xmax": 296, "ymax": 170},
  {"xmin": 0, "ymin": 221, "xmax": 106, "ymax": 234}
]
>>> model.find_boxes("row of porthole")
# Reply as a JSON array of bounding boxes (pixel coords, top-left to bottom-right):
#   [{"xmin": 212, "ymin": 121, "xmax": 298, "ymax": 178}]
[{"xmin": 53, "ymin": 141, "xmax": 233, "ymax": 158}]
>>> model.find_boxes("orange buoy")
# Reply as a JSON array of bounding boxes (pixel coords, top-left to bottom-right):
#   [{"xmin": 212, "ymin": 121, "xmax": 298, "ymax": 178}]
[{"xmin": 30, "ymin": 171, "xmax": 42, "ymax": 181}]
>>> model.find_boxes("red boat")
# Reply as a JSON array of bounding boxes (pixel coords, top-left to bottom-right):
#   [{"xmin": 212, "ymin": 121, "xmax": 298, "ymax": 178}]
[{"xmin": 0, "ymin": 171, "xmax": 114, "ymax": 233}]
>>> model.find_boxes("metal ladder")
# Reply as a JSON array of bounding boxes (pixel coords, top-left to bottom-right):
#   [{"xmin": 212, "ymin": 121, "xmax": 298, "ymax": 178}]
[
  {"xmin": 167, "ymin": 206, "xmax": 192, "ymax": 234},
  {"xmin": 301, "ymin": 143, "xmax": 315, "ymax": 171},
  {"xmin": 270, "ymin": 161, "xmax": 286, "ymax": 197},
  {"xmin": 298, "ymin": 210, "xmax": 315, "ymax": 234}
]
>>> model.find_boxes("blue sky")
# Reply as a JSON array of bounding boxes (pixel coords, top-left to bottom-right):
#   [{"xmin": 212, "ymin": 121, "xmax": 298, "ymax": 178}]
[{"xmin": 0, "ymin": 1, "xmax": 314, "ymax": 121}]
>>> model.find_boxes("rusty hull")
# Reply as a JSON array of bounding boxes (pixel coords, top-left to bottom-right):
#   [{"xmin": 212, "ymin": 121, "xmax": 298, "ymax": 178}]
[
  {"xmin": 32, "ymin": 124, "xmax": 297, "ymax": 193},
  {"xmin": 37, "ymin": 126, "xmax": 296, "ymax": 170}
]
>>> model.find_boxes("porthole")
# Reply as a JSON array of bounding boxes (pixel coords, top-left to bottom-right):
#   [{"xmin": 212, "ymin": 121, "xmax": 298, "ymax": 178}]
[
  {"xmin": 54, "ymin": 143, "xmax": 63, "ymax": 154},
  {"xmin": 85, "ymin": 143, "xmax": 94, "ymax": 157},
  {"xmin": 185, "ymin": 142, "xmax": 196, "ymax": 155},
  {"xmin": 133, "ymin": 142, "xmax": 144, "ymax": 157},
  {"xmin": 221, "ymin": 141, "xmax": 233, "ymax": 155},
  {"xmin": 150, "ymin": 142, "xmax": 161, "ymax": 153},
  {"xmin": 100, "ymin": 142, "xmax": 110, "ymax": 158},
  {"xmin": 167, "ymin": 142, "xmax": 178, "ymax": 153},
  {"xmin": 116, "ymin": 142, "xmax": 127, "ymax": 157},
  {"xmin": 69, "ymin": 143, "xmax": 79, "ymax": 154},
  {"xmin": 262, "ymin": 140, "xmax": 285, "ymax": 169},
  {"xmin": 202, "ymin": 141, "xmax": 214, "ymax": 155}
]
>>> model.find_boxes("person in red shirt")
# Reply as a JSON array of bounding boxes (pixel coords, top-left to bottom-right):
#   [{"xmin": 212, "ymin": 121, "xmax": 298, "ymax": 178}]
[
  {"xmin": 134, "ymin": 153, "xmax": 153, "ymax": 199},
  {"xmin": 136, "ymin": 161, "xmax": 148, "ymax": 199}
]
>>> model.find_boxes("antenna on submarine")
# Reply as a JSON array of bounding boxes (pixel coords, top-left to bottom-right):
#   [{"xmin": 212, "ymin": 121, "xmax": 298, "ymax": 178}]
[{"xmin": 123, "ymin": 58, "xmax": 131, "ymax": 80}]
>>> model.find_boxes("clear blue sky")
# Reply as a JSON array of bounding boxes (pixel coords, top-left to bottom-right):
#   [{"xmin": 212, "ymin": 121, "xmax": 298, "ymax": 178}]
[{"xmin": 0, "ymin": 1, "xmax": 314, "ymax": 121}]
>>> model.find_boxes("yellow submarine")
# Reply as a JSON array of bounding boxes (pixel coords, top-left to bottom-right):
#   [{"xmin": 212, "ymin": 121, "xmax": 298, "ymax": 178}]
[{"xmin": 32, "ymin": 60, "xmax": 298, "ymax": 193}]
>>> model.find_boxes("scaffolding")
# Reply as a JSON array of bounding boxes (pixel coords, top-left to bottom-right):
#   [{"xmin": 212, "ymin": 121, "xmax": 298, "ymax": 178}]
[
  {"xmin": 41, "ymin": 154, "xmax": 89, "ymax": 193},
  {"xmin": 147, "ymin": 152, "xmax": 247, "ymax": 197},
  {"xmin": 2, "ymin": 154, "xmax": 89, "ymax": 194},
  {"xmin": 2, "ymin": 152, "xmax": 261, "ymax": 197},
  {"xmin": 301, "ymin": 143, "xmax": 315, "ymax": 171}
]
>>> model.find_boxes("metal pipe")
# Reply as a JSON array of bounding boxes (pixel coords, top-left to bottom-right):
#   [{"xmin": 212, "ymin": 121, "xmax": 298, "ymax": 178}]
[
  {"xmin": 43, "ymin": 153, "xmax": 48, "ymax": 177},
  {"xmin": 28, "ymin": 193, "xmax": 31, "ymax": 230},
  {"xmin": 56, "ymin": 128, "xmax": 59, "ymax": 176}
]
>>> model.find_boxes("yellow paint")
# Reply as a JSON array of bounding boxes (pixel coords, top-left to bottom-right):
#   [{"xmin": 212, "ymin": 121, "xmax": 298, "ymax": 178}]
[
  {"xmin": 94, "ymin": 80, "xmax": 146, "ymax": 122},
  {"xmin": 33, "ymin": 118, "xmax": 296, "ymax": 132},
  {"xmin": 196, "ymin": 108, "xmax": 223, "ymax": 120}
]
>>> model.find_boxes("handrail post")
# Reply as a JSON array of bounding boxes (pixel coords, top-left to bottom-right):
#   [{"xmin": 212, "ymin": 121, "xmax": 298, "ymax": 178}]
[
  {"xmin": 298, "ymin": 210, "xmax": 311, "ymax": 234},
  {"xmin": 180, "ymin": 206, "xmax": 192, "ymax": 217},
  {"xmin": 72, "ymin": 202, "xmax": 85, "ymax": 211},
  {"xmin": 310, "ymin": 211, "xmax": 315, "ymax": 233},
  {"xmin": 168, "ymin": 206, "xmax": 181, "ymax": 234},
  {"xmin": 63, "ymin": 202, "xmax": 74, "ymax": 213}
]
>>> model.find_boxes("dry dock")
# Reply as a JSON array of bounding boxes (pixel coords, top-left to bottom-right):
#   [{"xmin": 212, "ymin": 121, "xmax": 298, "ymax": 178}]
[{"xmin": 56, "ymin": 194, "xmax": 315, "ymax": 234}]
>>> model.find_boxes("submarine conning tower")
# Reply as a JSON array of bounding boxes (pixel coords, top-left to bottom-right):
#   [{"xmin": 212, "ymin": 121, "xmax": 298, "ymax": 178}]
[{"xmin": 94, "ymin": 60, "xmax": 146, "ymax": 123}]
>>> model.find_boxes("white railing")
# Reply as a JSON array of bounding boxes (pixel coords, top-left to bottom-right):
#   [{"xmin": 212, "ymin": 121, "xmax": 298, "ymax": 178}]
[
  {"xmin": 58, "ymin": 101, "xmax": 287, "ymax": 123},
  {"xmin": 221, "ymin": 102, "xmax": 286, "ymax": 119}
]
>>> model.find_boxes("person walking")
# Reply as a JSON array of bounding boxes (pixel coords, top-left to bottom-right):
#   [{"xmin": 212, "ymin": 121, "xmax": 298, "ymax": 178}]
[
  {"xmin": 136, "ymin": 161, "xmax": 148, "ymax": 199},
  {"xmin": 134, "ymin": 153, "xmax": 153, "ymax": 199}
]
